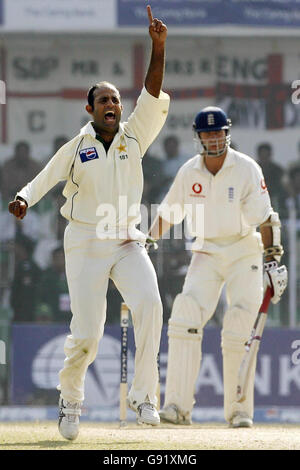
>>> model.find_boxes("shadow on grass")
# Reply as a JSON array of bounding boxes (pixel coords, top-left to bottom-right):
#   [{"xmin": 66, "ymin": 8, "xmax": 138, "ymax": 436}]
[
  {"xmin": 2, "ymin": 440, "xmax": 144, "ymax": 450},
  {"xmin": 2, "ymin": 440, "xmax": 75, "ymax": 449}
]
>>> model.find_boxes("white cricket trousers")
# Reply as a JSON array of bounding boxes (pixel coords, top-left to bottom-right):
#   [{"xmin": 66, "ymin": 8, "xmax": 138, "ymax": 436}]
[
  {"xmin": 57, "ymin": 222, "xmax": 163, "ymax": 407},
  {"xmin": 164, "ymin": 235, "xmax": 263, "ymax": 423}
]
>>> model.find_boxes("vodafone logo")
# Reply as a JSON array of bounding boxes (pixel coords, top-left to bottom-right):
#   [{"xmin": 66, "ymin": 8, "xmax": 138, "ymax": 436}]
[
  {"xmin": 192, "ymin": 183, "xmax": 202, "ymax": 194},
  {"xmin": 190, "ymin": 182, "xmax": 205, "ymax": 197},
  {"xmin": 261, "ymin": 179, "xmax": 267, "ymax": 191}
]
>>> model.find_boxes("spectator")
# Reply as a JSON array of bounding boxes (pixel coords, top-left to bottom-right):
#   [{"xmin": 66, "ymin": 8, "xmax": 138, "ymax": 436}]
[
  {"xmin": 34, "ymin": 303, "xmax": 54, "ymax": 324},
  {"xmin": 46, "ymin": 136, "xmax": 69, "ymax": 240},
  {"xmin": 154, "ymin": 136, "xmax": 190, "ymax": 319},
  {"xmin": 142, "ymin": 150, "xmax": 164, "ymax": 205},
  {"xmin": 285, "ymin": 164, "xmax": 300, "ymax": 217},
  {"xmin": 297, "ymin": 140, "xmax": 300, "ymax": 162},
  {"xmin": 53, "ymin": 136, "xmax": 69, "ymax": 154},
  {"xmin": 283, "ymin": 163, "xmax": 300, "ymax": 325},
  {"xmin": 10, "ymin": 234, "xmax": 41, "ymax": 322},
  {"xmin": 161, "ymin": 135, "xmax": 187, "ymax": 195},
  {"xmin": 35, "ymin": 246, "xmax": 71, "ymax": 323},
  {"xmin": 32, "ymin": 137, "xmax": 70, "ymax": 268},
  {"xmin": 47, "ymin": 185, "xmax": 68, "ymax": 241},
  {"xmin": 256, "ymin": 142, "xmax": 288, "ymax": 215},
  {"xmin": 1, "ymin": 141, "xmax": 42, "ymax": 204},
  {"xmin": 41, "ymin": 135, "xmax": 70, "ymax": 168},
  {"xmin": 161, "ymin": 238, "xmax": 190, "ymax": 323},
  {"xmin": 0, "ymin": 142, "xmax": 54, "ymax": 251}
]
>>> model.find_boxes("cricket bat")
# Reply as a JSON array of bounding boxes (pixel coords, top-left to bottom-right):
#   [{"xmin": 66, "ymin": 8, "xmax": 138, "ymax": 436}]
[{"xmin": 236, "ymin": 286, "xmax": 273, "ymax": 403}]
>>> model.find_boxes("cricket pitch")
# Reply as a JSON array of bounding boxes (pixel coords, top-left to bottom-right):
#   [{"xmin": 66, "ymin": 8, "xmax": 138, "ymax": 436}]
[{"xmin": 0, "ymin": 422, "xmax": 300, "ymax": 450}]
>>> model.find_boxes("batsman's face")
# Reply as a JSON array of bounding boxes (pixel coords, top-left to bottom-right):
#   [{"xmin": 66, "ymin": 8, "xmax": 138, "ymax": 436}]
[
  {"xmin": 199, "ymin": 130, "xmax": 227, "ymax": 156},
  {"xmin": 86, "ymin": 85, "xmax": 123, "ymax": 136}
]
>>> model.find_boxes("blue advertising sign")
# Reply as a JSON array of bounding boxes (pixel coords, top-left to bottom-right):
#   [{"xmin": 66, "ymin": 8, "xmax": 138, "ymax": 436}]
[
  {"xmin": 11, "ymin": 324, "xmax": 300, "ymax": 416},
  {"xmin": 118, "ymin": 0, "xmax": 300, "ymax": 28},
  {"xmin": 11, "ymin": 325, "xmax": 69, "ymax": 404}
]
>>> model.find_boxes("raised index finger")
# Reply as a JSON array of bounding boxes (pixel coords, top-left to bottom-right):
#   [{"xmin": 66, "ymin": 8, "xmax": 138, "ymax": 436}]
[{"xmin": 147, "ymin": 4, "xmax": 153, "ymax": 24}]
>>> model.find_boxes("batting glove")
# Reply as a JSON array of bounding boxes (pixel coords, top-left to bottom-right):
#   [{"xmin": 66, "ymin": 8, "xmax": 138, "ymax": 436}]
[{"xmin": 264, "ymin": 260, "xmax": 288, "ymax": 304}]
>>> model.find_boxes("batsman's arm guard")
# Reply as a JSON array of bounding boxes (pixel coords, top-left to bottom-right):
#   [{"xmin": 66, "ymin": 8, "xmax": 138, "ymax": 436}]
[{"xmin": 261, "ymin": 211, "xmax": 284, "ymax": 263}]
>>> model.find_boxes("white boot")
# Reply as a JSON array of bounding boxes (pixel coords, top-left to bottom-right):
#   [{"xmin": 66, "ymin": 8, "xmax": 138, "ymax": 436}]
[
  {"xmin": 58, "ymin": 397, "xmax": 82, "ymax": 440},
  {"xmin": 137, "ymin": 402, "xmax": 160, "ymax": 426},
  {"xmin": 159, "ymin": 404, "xmax": 192, "ymax": 425},
  {"xmin": 230, "ymin": 411, "xmax": 253, "ymax": 428}
]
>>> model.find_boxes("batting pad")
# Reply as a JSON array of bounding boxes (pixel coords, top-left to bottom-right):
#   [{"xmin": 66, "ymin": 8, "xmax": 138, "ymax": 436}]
[
  {"xmin": 164, "ymin": 294, "xmax": 204, "ymax": 414},
  {"xmin": 221, "ymin": 307, "xmax": 257, "ymax": 422}
]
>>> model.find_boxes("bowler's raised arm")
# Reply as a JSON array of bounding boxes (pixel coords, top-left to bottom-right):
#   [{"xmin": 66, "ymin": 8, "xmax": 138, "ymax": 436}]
[{"xmin": 144, "ymin": 4, "xmax": 168, "ymax": 98}]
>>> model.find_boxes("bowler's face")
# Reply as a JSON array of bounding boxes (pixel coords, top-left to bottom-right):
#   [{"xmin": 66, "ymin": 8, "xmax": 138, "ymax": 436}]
[{"xmin": 86, "ymin": 85, "xmax": 123, "ymax": 137}]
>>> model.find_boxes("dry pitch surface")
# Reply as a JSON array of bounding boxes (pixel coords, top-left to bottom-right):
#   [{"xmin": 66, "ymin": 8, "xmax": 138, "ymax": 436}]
[{"xmin": 0, "ymin": 422, "xmax": 300, "ymax": 450}]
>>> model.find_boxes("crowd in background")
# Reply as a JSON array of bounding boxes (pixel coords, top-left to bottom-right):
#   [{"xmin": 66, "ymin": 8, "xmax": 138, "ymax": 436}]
[{"xmin": 0, "ymin": 135, "xmax": 299, "ymax": 328}]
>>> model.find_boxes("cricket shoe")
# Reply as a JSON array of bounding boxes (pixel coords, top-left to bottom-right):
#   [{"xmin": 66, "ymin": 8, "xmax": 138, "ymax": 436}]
[
  {"xmin": 229, "ymin": 412, "xmax": 253, "ymax": 428},
  {"xmin": 137, "ymin": 402, "xmax": 160, "ymax": 426},
  {"xmin": 58, "ymin": 396, "xmax": 82, "ymax": 440},
  {"xmin": 159, "ymin": 404, "xmax": 192, "ymax": 425}
]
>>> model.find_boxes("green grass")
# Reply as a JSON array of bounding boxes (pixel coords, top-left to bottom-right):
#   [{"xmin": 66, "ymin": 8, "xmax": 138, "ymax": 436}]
[{"xmin": 1, "ymin": 422, "xmax": 300, "ymax": 450}]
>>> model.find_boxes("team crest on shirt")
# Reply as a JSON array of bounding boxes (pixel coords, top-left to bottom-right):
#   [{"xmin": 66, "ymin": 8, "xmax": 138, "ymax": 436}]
[
  {"xmin": 117, "ymin": 143, "xmax": 128, "ymax": 160},
  {"xmin": 79, "ymin": 147, "xmax": 99, "ymax": 163},
  {"xmin": 117, "ymin": 143, "xmax": 127, "ymax": 153}
]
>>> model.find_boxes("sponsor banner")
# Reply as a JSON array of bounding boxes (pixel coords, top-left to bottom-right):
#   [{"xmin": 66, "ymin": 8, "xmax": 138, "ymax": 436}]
[
  {"xmin": 2, "ymin": 35, "xmax": 300, "ymax": 164},
  {"xmin": 118, "ymin": 0, "xmax": 300, "ymax": 28},
  {"xmin": 10, "ymin": 324, "xmax": 300, "ymax": 410},
  {"xmin": 1, "ymin": 405, "xmax": 300, "ymax": 423},
  {"xmin": 1, "ymin": 0, "xmax": 300, "ymax": 31},
  {"xmin": 3, "ymin": 37, "xmax": 133, "ymax": 145},
  {"xmin": 2, "ymin": 0, "xmax": 115, "ymax": 32},
  {"xmin": 6, "ymin": 39, "xmax": 133, "ymax": 93}
]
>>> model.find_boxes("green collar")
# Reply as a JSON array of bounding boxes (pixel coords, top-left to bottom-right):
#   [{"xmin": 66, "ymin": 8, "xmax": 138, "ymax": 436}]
[{"xmin": 95, "ymin": 133, "xmax": 112, "ymax": 153}]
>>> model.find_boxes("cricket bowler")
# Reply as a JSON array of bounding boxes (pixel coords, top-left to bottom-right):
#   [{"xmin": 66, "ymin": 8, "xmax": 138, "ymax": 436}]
[{"xmin": 8, "ymin": 5, "xmax": 169, "ymax": 439}]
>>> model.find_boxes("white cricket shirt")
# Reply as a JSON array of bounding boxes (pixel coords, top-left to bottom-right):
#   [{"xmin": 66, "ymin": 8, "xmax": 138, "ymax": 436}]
[
  {"xmin": 17, "ymin": 87, "xmax": 170, "ymax": 239},
  {"xmin": 158, "ymin": 147, "xmax": 273, "ymax": 254}
]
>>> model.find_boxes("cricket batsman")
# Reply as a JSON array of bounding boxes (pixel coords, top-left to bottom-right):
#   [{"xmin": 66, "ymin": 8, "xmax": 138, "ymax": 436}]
[
  {"xmin": 148, "ymin": 106, "xmax": 288, "ymax": 427},
  {"xmin": 8, "ymin": 5, "xmax": 169, "ymax": 439}
]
